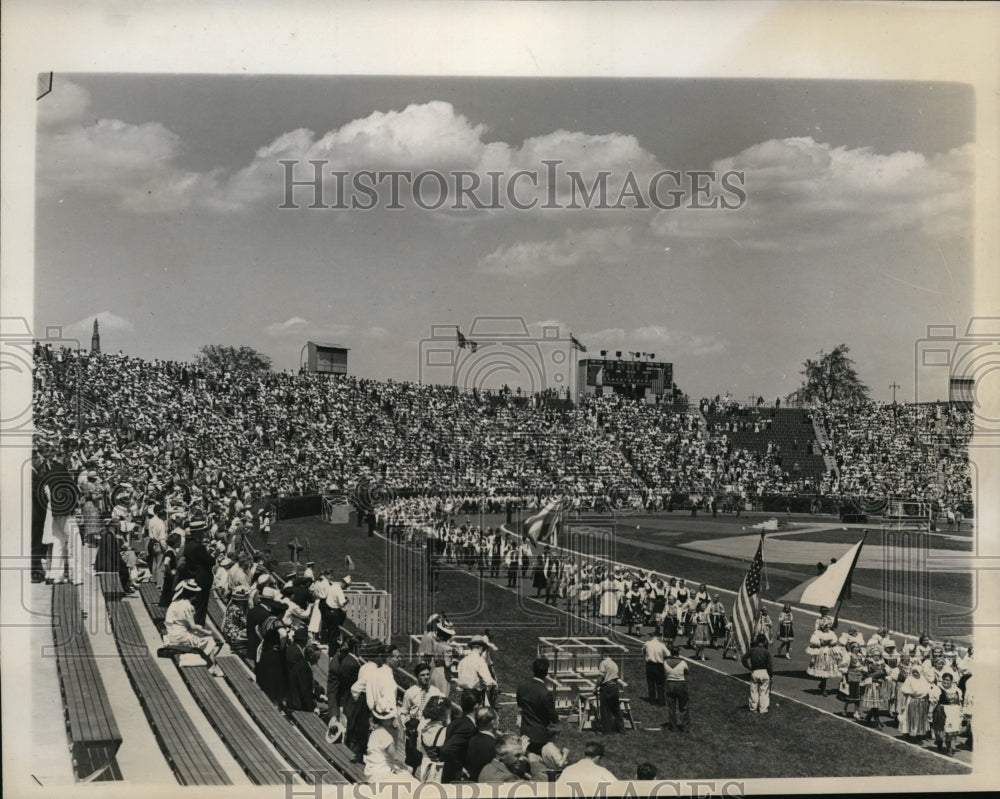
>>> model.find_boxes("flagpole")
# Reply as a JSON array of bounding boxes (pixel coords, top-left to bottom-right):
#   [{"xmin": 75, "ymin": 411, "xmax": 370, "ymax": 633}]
[{"xmin": 831, "ymin": 529, "xmax": 868, "ymax": 630}]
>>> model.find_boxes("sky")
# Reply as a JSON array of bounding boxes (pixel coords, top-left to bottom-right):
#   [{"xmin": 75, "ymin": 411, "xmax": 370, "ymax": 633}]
[{"xmin": 34, "ymin": 74, "xmax": 975, "ymax": 403}]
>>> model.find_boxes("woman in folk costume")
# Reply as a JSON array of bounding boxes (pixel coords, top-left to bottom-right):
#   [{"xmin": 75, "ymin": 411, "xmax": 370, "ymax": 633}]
[
  {"xmin": 650, "ymin": 578, "xmax": 668, "ymax": 629},
  {"xmin": 838, "ymin": 642, "xmax": 865, "ymax": 719},
  {"xmin": 775, "ymin": 603, "xmax": 794, "ymax": 659},
  {"xmin": 662, "ymin": 595, "xmax": 682, "ymax": 648},
  {"xmin": 694, "ymin": 583, "xmax": 711, "ymax": 608},
  {"xmin": 805, "ymin": 619, "xmax": 840, "ymax": 696},
  {"xmin": 753, "ymin": 606, "xmax": 773, "ymax": 646},
  {"xmin": 858, "ymin": 644, "xmax": 890, "ymax": 728},
  {"xmin": 599, "ymin": 571, "xmax": 619, "ymax": 624},
  {"xmin": 708, "ymin": 594, "xmax": 727, "ymax": 649},
  {"xmin": 621, "ymin": 582, "xmax": 645, "ymax": 635},
  {"xmin": 879, "ymin": 639, "xmax": 901, "ymax": 717},
  {"xmin": 691, "ymin": 600, "xmax": 712, "ymax": 661},
  {"xmin": 531, "ymin": 555, "xmax": 547, "ymax": 598},
  {"xmin": 897, "ymin": 664, "xmax": 933, "ymax": 739},
  {"xmin": 929, "ymin": 671, "xmax": 963, "ymax": 755}
]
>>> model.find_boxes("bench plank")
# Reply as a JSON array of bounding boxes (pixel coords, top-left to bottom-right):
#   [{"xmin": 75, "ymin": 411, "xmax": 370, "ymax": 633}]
[
  {"xmin": 52, "ymin": 584, "xmax": 123, "ymax": 781},
  {"xmin": 178, "ymin": 664, "xmax": 291, "ymax": 785},
  {"xmin": 289, "ymin": 710, "xmax": 367, "ymax": 783},
  {"xmin": 217, "ymin": 656, "xmax": 348, "ymax": 785},
  {"xmin": 102, "ymin": 588, "xmax": 232, "ymax": 786}
]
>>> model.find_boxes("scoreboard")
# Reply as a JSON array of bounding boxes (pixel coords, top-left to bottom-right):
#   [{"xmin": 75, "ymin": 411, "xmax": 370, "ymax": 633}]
[{"xmin": 577, "ymin": 358, "xmax": 674, "ymax": 399}]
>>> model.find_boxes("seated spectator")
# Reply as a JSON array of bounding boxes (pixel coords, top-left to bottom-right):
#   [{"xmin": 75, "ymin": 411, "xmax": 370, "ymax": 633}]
[
  {"xmin": 417, "ymin": 695, "xmax": 451, "ymax": 782},
  {"xmin": 527, "ymin": 741, "xmax": 569, "ymax": 782},
  {"xmin": 165, "ymin": 579, "xmax": 222, "ymax": 675},
  {"xmin": 364, "ymin": 707, "xmax": 417, "ymax": 784},
  {"xmin": 557, "ymin": 741, "xmax": 618, "ymax": 784},
  {"xmin": 466, "ymin": 707, "xmax": 499, "ymax": 782},
  {"xmin": 477, "ymin": 734, "xmax": 529, "ymax": 783},
  {"xmin": 636, "ymin": 762, "xmax": 657, "ymax": 780}
]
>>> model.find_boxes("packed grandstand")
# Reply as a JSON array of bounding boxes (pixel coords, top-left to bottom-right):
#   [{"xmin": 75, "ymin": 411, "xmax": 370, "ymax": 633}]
[{"xmin": 30, "ymin": 343, "xmax": 976, "ymax": 787}]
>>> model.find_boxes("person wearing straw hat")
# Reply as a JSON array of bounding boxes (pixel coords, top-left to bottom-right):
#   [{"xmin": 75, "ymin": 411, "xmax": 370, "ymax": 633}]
[
  {"xmin": 165, "ymin": 579, "xmax": 223, "ymax": 676},
  {"xmin": 364, "ymin": 705, "xmax": 417, "ymax": 783}
]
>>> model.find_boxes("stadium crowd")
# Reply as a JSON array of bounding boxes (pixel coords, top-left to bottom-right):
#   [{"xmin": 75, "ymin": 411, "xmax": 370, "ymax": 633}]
[{"xmin": 30, "ymin": 344, "xmax": 976, "ymax": 781}]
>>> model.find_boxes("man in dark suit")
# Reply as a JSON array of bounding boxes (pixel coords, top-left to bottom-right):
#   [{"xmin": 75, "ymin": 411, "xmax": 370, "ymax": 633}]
[
  {"xmin": 338, "ymin": 637, "xmax": 364, "ymax": 756},
  {"xmin": 465, "ymin": 707, "xmax": 499, "ymax": 781},
  {"xmin": 516, "ymin": 657, "xmax": 560, "ymax": 755},
  {"xmin": 440, "ymin": 690, "xmax": 480, "ymax": 783},
  {"xmin": 175, "ymin": 518, "xmax": 215, "ymax": 625}
]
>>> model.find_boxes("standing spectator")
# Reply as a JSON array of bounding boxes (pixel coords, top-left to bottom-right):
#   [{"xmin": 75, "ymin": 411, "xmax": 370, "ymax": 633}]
[
  {"xmin": 175, "ymin": 519, "xmax": 215, "ymax": 625},
  {"xmin": 400, "ymin": 662, "xmax": 443, "ymax": 773},
  {"xmin": 595, "ymin": 648, "xmax": 627, "ymax": 734},
  {"xmin": 641, "ymin": 629, "xmax": 669, "ymax": 706},
  {"xmin": 455, "ymin": 636, "xmax": 497, "ymax": 705},
  {"xmin": 337, "ymin": 637, "xmax": 364, "ymax": 751},
  {"xmin": 157, "ymin": 532, "xmax": 183, "ymax": 607},
  {"xmin": 747, "ymin": 634, "xmax": 773, "ymax": 714},
  {"xmin": 287, "ymin": 643, "xmax": 322, "ymax": 713},
  {"xmin": 42, "ymin": 449, "xmax": 81, "ymax": 585},
  {"xmin": 558, "ymin": 741, "xmax": 618, "ymax": 784},
  {"xmin": 661, "ymin": 646, "xmax": 690, "ymax": 732},
  {"xmin": 324, "ymin": 574, "xmax": 351, "ymax": 645},
  {"xmin": 466, "ymin": 707, "xmax": 499, "ymax": 781},
  {"xmin": 440, "ymin": 690, "xmax": 479, "ymax": 783},
  {"xmin": 516, "ymin": 657, "xmax": 560, "ymax": 755}
]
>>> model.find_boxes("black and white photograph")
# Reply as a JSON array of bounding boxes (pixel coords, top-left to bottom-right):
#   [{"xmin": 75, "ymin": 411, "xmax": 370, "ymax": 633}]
[{"xmin": 2, "ymin": 3, "xmax": 998, "ymax": 797}]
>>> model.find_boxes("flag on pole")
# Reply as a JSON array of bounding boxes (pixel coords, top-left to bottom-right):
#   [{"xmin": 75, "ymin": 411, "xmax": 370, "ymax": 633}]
[
  {"xmin": 457, "ymin": 328, "xmax": 478, "ymax": 353},
  {"xmin": 524, "ymin": 498, "xmax": 563, "ymax": 548},
  {"xmin": 732, "ymin": 536, "xmax": 765, "ymax": 658},
  {"xmin": 570, "ymin": 334, "xmax": 587, "ymax": 353},
  {"xmin": 779, "ymin": 535, "xmax": 866, "ymax": 608}
]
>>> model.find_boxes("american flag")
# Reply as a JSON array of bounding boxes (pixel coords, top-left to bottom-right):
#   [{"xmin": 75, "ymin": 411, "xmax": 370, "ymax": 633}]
[{"xmin": 732, "ymin": 536, "xmax": 765, "ymax": 658}]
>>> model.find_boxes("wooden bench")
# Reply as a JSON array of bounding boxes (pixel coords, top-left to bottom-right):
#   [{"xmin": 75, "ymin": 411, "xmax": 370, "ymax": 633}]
[
  {"xmin": 207, "ymin": 592, "xmax": 227, "ymax": 633},
  {"xmin": 288, "ymin": 710, "xmax": 367, "ymax": 783},
  {"xmin": 216, "ymin": 656, "xmax": 348, "ymax": 785},
  {"xmin": 138, "ymin": 583, "xmax": 167, "ymax": 631},
  {"xmin": 177, "ymin": 663, "xmax": 291, "ymax": 785},
  {"xmin": 101, "ymin": 584, "xmax": 232, "ymax": 785},
  {"xmin": 51, "ymin": 584, "xmax": 123, "ymax": 781}
]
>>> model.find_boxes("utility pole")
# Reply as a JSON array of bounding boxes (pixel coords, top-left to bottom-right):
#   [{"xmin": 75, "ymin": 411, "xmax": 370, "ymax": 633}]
[{"xmin": 889, "ymin": 381, "xmax": 900, "ymax": 403}]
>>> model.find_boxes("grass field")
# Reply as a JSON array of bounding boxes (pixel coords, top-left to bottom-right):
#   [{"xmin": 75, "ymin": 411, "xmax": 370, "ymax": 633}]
[{"xmin": 265, "ymin": 516, "xmax": 970, "ymax": 779}]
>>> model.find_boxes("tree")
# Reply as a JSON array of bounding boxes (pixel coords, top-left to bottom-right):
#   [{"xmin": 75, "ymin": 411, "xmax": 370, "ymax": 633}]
[
  {"xmin": 195, "ymin": 344, "xmax": 272, "ymax": 374},
  {"xmin": 792, "ymin": 344, "xmax": 869, "ymax": 404}
]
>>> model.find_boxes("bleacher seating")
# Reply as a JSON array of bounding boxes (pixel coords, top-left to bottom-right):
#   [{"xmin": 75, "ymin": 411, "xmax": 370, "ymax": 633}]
[
  {"xmin": 176, "ymin": 663, "xmax": 290, "ymax": 785},
  {"xmin": 51, "ymin": 583, "xmax": 123, "ymax": 781},
  {"xmin": 100, "ymin": 580, "xmax": 232, "ymax": 785},
  {"xmin": 216, "ymin": 656, "xmax": 349, "ymax": 785}
]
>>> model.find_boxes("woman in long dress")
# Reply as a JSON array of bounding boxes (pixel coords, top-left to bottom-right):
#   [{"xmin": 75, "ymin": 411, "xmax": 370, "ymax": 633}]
[
  {"xmin": 858, "ymin": 646, "xmax": 890, "ymax": 728},
  {"xmin": 838, "ymin": 642, "xmax": 865, "ymax": 719},
  {"xmin": 691, "ymin": 601, "xmax": 712, "ymax": 661},
  {"xmin": 897, "ymin": 665, "xmax": 932, "ymax": 739},
  {"xmin": 599, "ymin": 574, "xmax": 619, "ymax": 623},
  {"xmin": 805, "ymin": 621, "xmax": 840, "ymax": 696},
  {"xmin": 930, "ymin": 672, "xmax": 963, "ymax": 755}
]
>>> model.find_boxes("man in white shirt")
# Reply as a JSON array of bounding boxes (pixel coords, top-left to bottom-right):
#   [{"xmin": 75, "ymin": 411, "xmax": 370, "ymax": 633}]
[
  {"xmin": 324, "ymin": 574, "xmax": 351, "ymax": 644},
  {"xmin": 455, "ymin": 636, "xmax": 498, "ymax": 705},
  {"xmin": 642, "ymin": 630, "xmax": 670, "ymax": 706},
  {"xmin": 400, "ymin": 662, "xmax": 444, "ymax": 771},
  {"xmin": 557, "ymin": 741, "xmax": 618, "ymax": 784}
]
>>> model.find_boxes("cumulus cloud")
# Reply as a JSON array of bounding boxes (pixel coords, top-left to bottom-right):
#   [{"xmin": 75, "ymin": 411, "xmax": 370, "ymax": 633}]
[
  {"xmin": 476, "ymin": 226, "xmax": 632, "ymax": 276},
  {"xmin": 583, "ymin": 325, "xmax": 726, "ymax": 355},
  {"xmin": 266, "ymin": 317, "xmax": 352, "ymax": 341},
  {"xmin": 652, "ymin": 137, "xmax": 974, "ymax": 249},
  {"xmin": 62, "ymin": 311, "xmax": 134, "ymax": 345}
]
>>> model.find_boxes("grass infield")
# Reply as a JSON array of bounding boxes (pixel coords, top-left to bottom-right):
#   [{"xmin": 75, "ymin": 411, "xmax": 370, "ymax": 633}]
[{"xmin": 267, "ymin": 517, "xmax": 970, "ymax": 779}]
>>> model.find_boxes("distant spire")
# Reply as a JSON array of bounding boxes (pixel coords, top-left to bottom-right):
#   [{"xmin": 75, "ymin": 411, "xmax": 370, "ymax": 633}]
[{"xmin": 91, "ymin": 318, "xmax": 101, "ymax": 354}]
